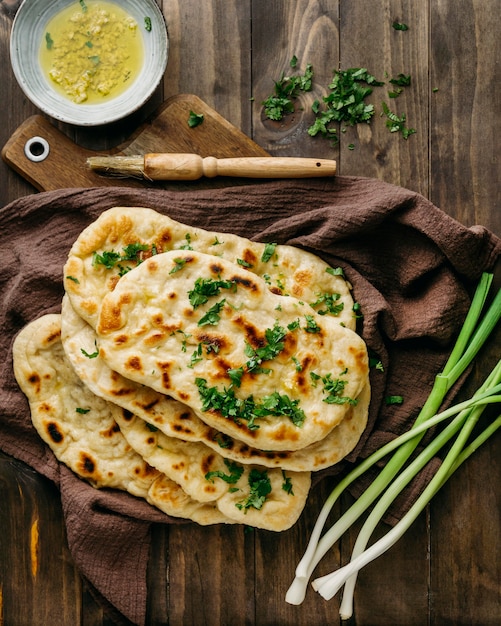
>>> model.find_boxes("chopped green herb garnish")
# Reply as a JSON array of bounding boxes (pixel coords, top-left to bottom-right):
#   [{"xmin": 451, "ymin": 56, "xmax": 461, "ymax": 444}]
[
  {"xmin": 179, "ymin": 233, "xmax": 193, "ymax": 250},
  {"xmin": 282, "ymin": 470, "xmax": 294, "ymax": 495},
  {"xmin": 45, "ymin": 33, "xmax": 54, "ymax": 50},
  {"xmin": 244, "ymin": 321, "xmax": 287, "ymax": 373},
  {"xmin": 236, "ymin": 469, "xmax": 272, "ymax": 511},
  {"xmin": 81, "ymin": 343, "xmax": 99, "ymax": 359},
  {"xmin": 188, "ymin": 110, "xmax": 204, "ymax": 128},
  {"xmin": 254, "ymin": 392, "xmax": 305, "ymax": 427},
  {"xmin": 76, "ymin": 407, "xmax": 90, "ymax": 414},
  {"xmin": 262, "ymin": 59, "xmax": 314, "ymax": 121},
  {"xmin": 352, "ymin": 301, "xmax": 364, "ymax": 319},
  {"xmin": 390, "ymin": 73, "xmax": 411, "ymax": 87},
  {"xmin": 121, "ymin": 242, "xmax": 150, "ymax": 261},
  {"xmin": 197, "ymin": 300, "xmax": 226, "ymax": 326},
  {"xmin": 188, "ymin": 277, "xmax": 236, "ymax": 308},
  {"xmin": 66, "ymin": 275, "xmax": 80, "ymax": 284},
  {"xmin": 169, "ymin": 257, "xmax": 188, "ymax": 274},
  {"xmin": 309, "ymin": 68, "xmax": 384, "ymax": 140},
  {"xmin": 310, "ymin": 370, "xmax": 357, "ymax": 405},
  {"xmin": 205, "ymin": 459, "xmax": 244, "ymax": 484},
  {"xmin": 227, "ymin": 367, "xmax": 244, "ymax": 388},
  {"xmin": 392, "ymin": 21, "xmax": 409, "ymax": 31},
  {"xmin": 385, "ymin": 395, "xmax": 404, "ymax": 405},
  {"xmin": 287, "ymin": 319, "xmax": 300, "ymax": 331},
  {"xmin": 195, "ymin": 378, "xmax": 305, "ymax": 430},
  {"xmin": 188, "ymin": 344, "xmax": 203, "ymax": 368},
  {"xmin": 92, "ymin": 250, "xmax": 121, "ymax": 269},
  {"xmin": 261, "ymin": 242, "xmax": 277, "ymax": 263},
  {"xmin": 80, "ymin": 0, "xmax": 87, "ymax": 12},
  {"xmin": 381, "ymin": 101, "xmax": 416, "ymax": 139},
  {"xmin": 92, "ymin": 243, "xmax": 155, "ymax": 272},
  {"xmin": 326, "ymin": 266, "xmax": 345, "ymax": 277},
  {"xmin": 303, "ymin": 315, "xmax": 321, "ymax": 333},
  {"xmin": 310, "ymin": 292, "xmax": 344, "ymax": 316},
  {"xmin": 237, "ymin": 258, "xmax": 253, "ymax": 269},
  {"xmin": 144, "ymin": 16, "xmax": 152, "ymax": 32}
]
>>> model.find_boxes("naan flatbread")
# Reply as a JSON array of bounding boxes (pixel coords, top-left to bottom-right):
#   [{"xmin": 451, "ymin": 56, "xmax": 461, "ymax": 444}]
[
  {"xmin": 14, "ymin": 314, "xmax": 310, "ymax": 530},
  {"xmin": 63, "ymin": 206, "xmax": 356, "ymax": 330},
  {"xmin": 12, "ymin": 314, "xmax": 159, "ymax": 497},
  {"xmin": 146, "ymin": 475, "xmax": 237, "ymax": 526},
  {"xmin": 113, "ymin": 406, "xmax": 311, "ymax": 531},
  {"xmin": 61, "ymin": 294, "xmax": 369, "ymax": 471},
  {"xmin": 96, "ymin": 250, "xmax": 369, "ymax": 451}
]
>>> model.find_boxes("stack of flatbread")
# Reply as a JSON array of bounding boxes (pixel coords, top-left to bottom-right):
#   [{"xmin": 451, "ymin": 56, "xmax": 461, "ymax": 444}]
[{"xmin": 13, "ymin": 206, "xmax": 370, "ymax": 532}]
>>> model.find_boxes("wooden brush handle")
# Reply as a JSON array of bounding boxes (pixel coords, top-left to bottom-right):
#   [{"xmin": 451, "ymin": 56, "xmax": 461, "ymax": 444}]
[{"xmin": 144, "ymin": 153, "xmax": 336, "ymax": 180}]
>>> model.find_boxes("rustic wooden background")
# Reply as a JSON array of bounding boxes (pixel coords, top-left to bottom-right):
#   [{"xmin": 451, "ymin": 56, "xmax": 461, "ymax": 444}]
[{"xmin": 0, "ymin": 1, "xmax": 499, "ymax": 625}]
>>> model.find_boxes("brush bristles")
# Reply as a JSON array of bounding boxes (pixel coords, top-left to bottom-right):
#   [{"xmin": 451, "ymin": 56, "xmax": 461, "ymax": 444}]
[{"xmin": 87, "ymin": 156, "xmax": 146, "ymax": 179}]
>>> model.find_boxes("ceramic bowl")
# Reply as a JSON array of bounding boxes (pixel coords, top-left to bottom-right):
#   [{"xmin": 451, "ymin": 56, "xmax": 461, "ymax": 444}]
[{"xmin": 10, "ymin": 0, "xmax": 168, "ymax": 126}]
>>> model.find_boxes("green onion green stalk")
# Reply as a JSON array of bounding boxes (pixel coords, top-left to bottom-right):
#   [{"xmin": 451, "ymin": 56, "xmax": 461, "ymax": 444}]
[{"xmin": 286, "ymin": 272, "xmax": 501, "ymax": 616}]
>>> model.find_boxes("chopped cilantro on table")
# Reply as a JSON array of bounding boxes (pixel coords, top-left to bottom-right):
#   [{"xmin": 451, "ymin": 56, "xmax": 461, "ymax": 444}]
[
  {"xmin": 262, "ymin": 57, "xmax": 314, "ymax": 121},
  {"xmin": 308, "ymin": 68, "xmax": 384, "ymax": 142},
  {"xmin": 188, "ymin": 110, "xmax": 204, "ymax": 127},
  {"xmin": 385, "ymin": 395, "xmax": 404, "ymax": 405},
  {"xmin": 381, "ymin": 101, "xmax": 416, "ymax": 139}
]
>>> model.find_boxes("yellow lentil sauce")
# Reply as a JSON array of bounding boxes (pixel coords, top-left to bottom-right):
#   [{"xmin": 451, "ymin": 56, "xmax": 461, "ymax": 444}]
[{"xmin": 40, "ymin": 1, "xmax": 144, "ymax": 104}]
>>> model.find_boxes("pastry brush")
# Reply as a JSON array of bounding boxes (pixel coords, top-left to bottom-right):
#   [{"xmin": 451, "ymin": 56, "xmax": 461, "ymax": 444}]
[{"xmin": 86, "ymin": 153, "xmax": 336, "ymax": 181}]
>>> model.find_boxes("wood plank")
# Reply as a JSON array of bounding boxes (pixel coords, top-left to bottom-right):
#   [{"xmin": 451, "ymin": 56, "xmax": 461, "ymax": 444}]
[
  {"xmin": 430, "ymin": 0, "xmax": 501, "ymax": 233},
  {"xmin": 253, "ymin": 480, "xmax": 343, "ymax": 625},
  {"xmin": 335, "ymin": 3, "xmax": 431, "ymax": 622},
  {"xmin": 337, "ymin": 0, "xmax": 430, "ymax": 196},
  {"xmin": 0, "ymin": 4, "xmax": 39, "ymax": 206},
  {"xmin": 161, "ymin": 0, "xmax": 253, "ymax": 135},
  {"xmin": 167, "ymin": 524, "xmax": 255, "ymax": 625},
  {"xmin": 0, "ymin": 452, "xmax": 82, "ymax": 626},
  {"xmin": 251, "ymin": 0, "xmax": 340, "ymax": 159},
  {"xmin": 429, "ymin": 3, "xmax": 501, "ymax": 622}
]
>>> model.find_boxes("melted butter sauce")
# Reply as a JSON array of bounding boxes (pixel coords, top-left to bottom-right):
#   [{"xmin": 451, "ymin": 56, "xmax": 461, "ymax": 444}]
[{"xmin": 39, "ymin": 1, "xmax": 144, "ymax": 104}]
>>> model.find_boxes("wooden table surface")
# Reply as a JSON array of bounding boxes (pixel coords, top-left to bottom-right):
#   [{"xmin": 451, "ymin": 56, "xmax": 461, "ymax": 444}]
[{"xmin": 1, "ymin": 1, "xmax": 500, "ymax": 625}]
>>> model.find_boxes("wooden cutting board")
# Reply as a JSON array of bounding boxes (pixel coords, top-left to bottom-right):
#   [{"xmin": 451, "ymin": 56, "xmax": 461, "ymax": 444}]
[{"xmin": 1, "ymin": 94, "xmax": 269, "ymax": 192}]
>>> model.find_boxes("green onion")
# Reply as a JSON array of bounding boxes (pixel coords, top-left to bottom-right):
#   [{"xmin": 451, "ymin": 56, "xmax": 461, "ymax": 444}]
[{"xmin": 286, "ymin": 272, "xmax": 500, "ymax": 610}]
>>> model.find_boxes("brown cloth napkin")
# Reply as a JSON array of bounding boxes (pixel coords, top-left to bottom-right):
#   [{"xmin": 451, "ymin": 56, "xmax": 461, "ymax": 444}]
[{"xmin": 1, "ymin": 177, "xmax": 499, "ymax": 625}]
